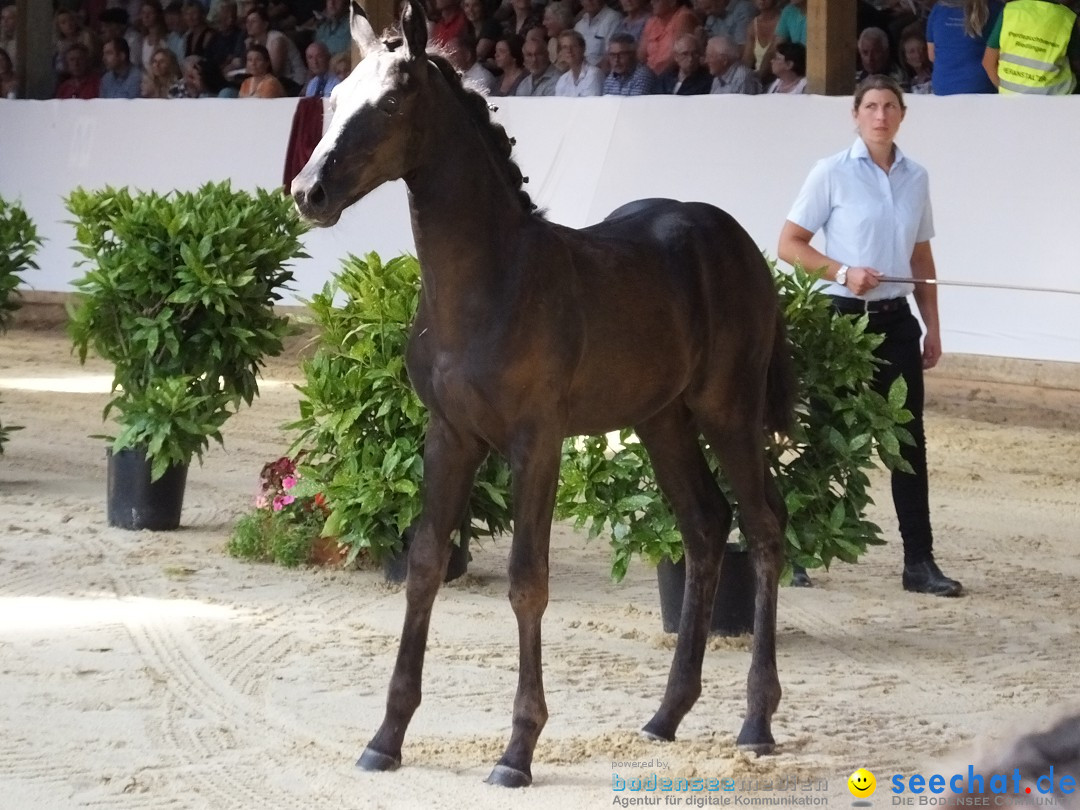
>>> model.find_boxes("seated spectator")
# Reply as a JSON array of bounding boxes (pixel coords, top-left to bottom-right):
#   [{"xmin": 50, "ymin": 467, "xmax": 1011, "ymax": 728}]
[
  {"xmin": 639, "ymin": 0, "xmax": 697, "ymax": 75},
  {"xmin": 657, "ymin": 32, "xmax": 711, "ymax": 93},
  {"xmin": 614, "ymin": 0, "xmax": 652, "ymax": 47},
  {"xmin": 504, "ymin": 0, "xmax": 542, "ymax": 39},
  {"xmin": 702, "ymin": 0, "xmax": 755, "ymax": 46},
  {"xmin": 100, "ymin": 36, "xmax": 143, "ymax": 97},
  {"xmin": 98, "ymin": 8, "xmax": 143, "ymax": 64},
  {"xmin": 265, "ymin": 0, "xmax": 314, "ymax": 36},
  {"xmin": 54, "ymin": 9, "xmax": 100, "ymax": 81},
  {"xmin": 766, "ymin": 40, "xmax": 806, "ymax": 92},
  {"xmin": 856, "ymin": 26, "xmax": 908, "ymax": 86},
  {"xmin": 463, "ymin": 0, "xmax": 502, "ymax": 67},
  {"xmin": 330, "ymin": 51, "xmax": 349, "ymax": 82},
  {"xmin": 208, "ymin": 0, "xmax": 245, "ymax": 74},
  {"xmin": 238, "ymin": 43, "xmax": 285, "ymax": 96},
  {"xmin": 244, "ymin": 6, "xmax": 306, "ymax": 94},
  {"xmin": 177, "ymin": 53, "xmax": 226, "ymax": 96},
  {"xmin": 982, "ymin": 0, "xmax": 1078, "ymax": 95},
  {"xmin": 0, "ymin": 47, "xmax": 17, "ymax": 99},
  {"xmin": 744, "ymin": 0, "xmax": 781, "ymax": 82},
  {"xmin": 706, "ymin": 33, "xmax": 761, "ymax": 92},
  {"xmin": 141, "ymin": 44, "xmax": 181, "ymax": 96},
  {"xmin": 163, "ymin": 1, "xmax": 187, "ymax": 62},
  {"xmin": 313, "ymin": 0, "xmax": 350, "ymax": 58},
  {"xmin": 901, "ymin": 29, "xmax": 933, "ymax": 93},
  {"xmin": 448, "ymin": 29, "xmax": 497, "ymax": 93},
  {"xmin": 303, "ymin": 40, "xmax": 339, "ymax": 97},
  {"xmin": 603, "ymin": 31, "xmax": 656, "ymax": 94},
  {"xmin": 575, "ymin": 0, "xmax": 623, "ymax": 68},
  {"xmin": 431, "ymin": 0, "xmax": 468, "ymax": 49},
  {"xmin": 542, "ymin": 1, "xmax": 574, "ymax": 70},
  {"xmin": 0, "ymin": 5, "xmax": 16, "ymax": 67},
  {"xmin": 555, "ymin": 29, "xmax": 604, "ymax": 95},
  {"xmin": 773, "ymin": 0, "xmax": 806, "ymax": 47},
  {"xmin": 138, "ymin": 1, "xmax": 170, "ymax": 71},
  {"xmin": 55, "ymin": 42, "xmax": 101, "ymax": 98},
  {"xmin": 516, "ymin": 34, "xmax": 560, "ymax": 96},
  {"xmin": 182, "ymin": 0, "xmax": 216, "ymax": 58},
  {"xmin": 491, "ymin": 34, "xmax": 527, "ymax": 96}
]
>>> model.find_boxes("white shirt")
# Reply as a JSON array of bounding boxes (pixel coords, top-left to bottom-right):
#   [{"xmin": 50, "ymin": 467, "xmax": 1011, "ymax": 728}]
[
  {"xmin": 786, "ymin": 137, "xmax": 934, "ymax": 301},
  {"xmin": 555, "ymin": 64, "xmax": 604, "ymax": 97},
  {"xmin": 573, "ymin": 6, "xmax": 623, "ymax": 67}
]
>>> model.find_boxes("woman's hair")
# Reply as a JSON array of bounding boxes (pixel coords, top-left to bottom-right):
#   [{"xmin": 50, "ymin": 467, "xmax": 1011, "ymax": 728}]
[
  {"xmin": 246, "ymin": 43, "xmax": 272, "ymax": 64},
  {"xmin": 964, "ymin": 0, "xmax": 991, "ymax": 39},
  {"xmin": 498, "ymin": 34, "xmax": 525, "ymax": 69},
  {"xmin": 544, "ymin": 1, "xmax": 574, "ymax": 30},
  {"xmin": 775, "ymin": 41, "xmax": 806, "ymax": 77},
  {"xmin": 854, "ymin": 73, "xmax": 906, "ymax": 110},
  {"xmin": 0, "ymin": 47, "xmax": 12, "ymax": 74}
]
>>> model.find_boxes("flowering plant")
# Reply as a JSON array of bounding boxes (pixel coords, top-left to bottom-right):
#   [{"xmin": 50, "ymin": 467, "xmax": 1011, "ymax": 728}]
[{"xmin": 228, "ymin": 455, "xmax": 341, "ymax": 567}]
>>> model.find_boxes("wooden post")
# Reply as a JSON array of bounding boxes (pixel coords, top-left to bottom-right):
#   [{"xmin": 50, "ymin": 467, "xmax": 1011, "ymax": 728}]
[
  {"xmin": 16, "ymin": 0, "xmax": 54, "ymax": 99},
  {"xmin": 807, "ymin": 0, "xmax": 856, "ymax": 96}
]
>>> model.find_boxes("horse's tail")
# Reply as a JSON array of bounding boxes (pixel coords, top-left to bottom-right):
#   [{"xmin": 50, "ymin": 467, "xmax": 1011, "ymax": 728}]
[{"xmin": 765, "ymin": 308, "xmax": 796, "ymax": 435}]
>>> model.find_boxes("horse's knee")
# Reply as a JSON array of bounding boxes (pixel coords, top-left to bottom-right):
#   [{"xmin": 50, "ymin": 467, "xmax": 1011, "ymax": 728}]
[{"xmin": 507, "ymin": 562, "xmax": 549, "ymax": 616}]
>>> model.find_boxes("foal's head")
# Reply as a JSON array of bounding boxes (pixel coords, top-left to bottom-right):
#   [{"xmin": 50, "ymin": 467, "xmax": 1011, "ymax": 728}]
[{"xmin": 291, "ymin": 1, "xmax": 432, "ymax": 226}]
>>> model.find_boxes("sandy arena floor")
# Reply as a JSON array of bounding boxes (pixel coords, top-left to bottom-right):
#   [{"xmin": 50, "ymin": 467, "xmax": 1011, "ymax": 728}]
[{"xmin": 1, "ymin": 328, "xmax": 1078, "ymax": 810}]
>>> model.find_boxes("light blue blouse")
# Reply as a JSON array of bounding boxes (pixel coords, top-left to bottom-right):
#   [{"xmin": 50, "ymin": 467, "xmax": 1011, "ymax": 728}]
[{"xmin": 786, "ymin": 137, "xmax": 934, "ymax": 301}]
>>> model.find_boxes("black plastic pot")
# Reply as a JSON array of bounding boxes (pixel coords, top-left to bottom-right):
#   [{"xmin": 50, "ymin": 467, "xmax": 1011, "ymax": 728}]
[
  {"xmin": 656, "ymin": 543, "xmax": 756, "ymax": 636},
  {"xmin": 106, "ymin": 447, "xmax": 188, "ymax": 531},
  {"xmin": 383, "ymin": 521, "xmax": 471, "ymax": 584}
]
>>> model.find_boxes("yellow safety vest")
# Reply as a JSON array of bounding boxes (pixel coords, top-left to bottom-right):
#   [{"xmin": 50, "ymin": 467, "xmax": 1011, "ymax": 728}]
[{"xmin": 998, "ymin": 0, "xmax": 1077, "ymax": 95}]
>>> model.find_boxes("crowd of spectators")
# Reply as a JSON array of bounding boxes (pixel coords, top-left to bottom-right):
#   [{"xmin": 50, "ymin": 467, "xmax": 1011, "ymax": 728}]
[{"xmin": 0, "ymin": 0, "xmax": 1078, "ymax": 100}]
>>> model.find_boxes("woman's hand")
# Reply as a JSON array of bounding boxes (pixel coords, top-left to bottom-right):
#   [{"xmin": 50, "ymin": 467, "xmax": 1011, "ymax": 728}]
[
  {"xmin": 922, "ymin": 328, "xmax": 942, "ymax": 369},
  {"xmin": 845, "ymin": 266, "xmax": 882, "ymax": 295}
]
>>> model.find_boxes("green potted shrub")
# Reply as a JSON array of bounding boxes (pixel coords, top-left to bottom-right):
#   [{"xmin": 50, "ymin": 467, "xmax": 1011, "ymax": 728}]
[
  {"xmin": 286, "ymin": 252, "xmax": 513, "ymax": 579},
  {"xmin": 556, "ymin": 262, "xmax": 914, "ymax": 633},
  {"xmin": 66, "ymin": 182, "xmax": 309, "ymax": 530},
  {"xmin": 0, "ymin": 196, "xmax": 43, "ymax": 455}
]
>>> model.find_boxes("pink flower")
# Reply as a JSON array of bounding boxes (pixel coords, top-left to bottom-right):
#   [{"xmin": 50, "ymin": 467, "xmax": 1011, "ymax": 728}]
[
  {"xmin": 255, "ymin": 494, "xmax": 269, "ymax": 509},
  {"xmin": 281, "ymin": 475, "xmax": 298, "ymax": 490},
  {"xmin": 272, "ymin": 494, "xmax": 296, "ymax": 512}
]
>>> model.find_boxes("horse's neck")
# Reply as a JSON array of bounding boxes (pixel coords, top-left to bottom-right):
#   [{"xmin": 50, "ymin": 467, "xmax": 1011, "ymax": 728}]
[{"xmin": 405, "ymin": 91, "xmax": 529, "ymax": 302}]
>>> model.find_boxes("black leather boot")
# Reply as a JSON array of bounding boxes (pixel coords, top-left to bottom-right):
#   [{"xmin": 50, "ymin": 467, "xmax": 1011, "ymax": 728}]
[{"xmin": 902, "ymin": 560, "xmax": 962, "ymax": 597}]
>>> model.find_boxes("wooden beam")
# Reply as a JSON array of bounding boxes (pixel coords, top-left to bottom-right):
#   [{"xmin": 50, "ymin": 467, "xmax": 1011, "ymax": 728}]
[{"xmin": 807, "ymin": 0, "xmax": 856, "ymax": 96}]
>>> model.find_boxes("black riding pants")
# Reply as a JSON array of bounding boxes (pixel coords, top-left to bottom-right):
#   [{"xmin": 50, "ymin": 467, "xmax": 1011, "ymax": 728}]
[{"xmin": 860, "ymin": 304, "xmax": 935, "ymax": 565}]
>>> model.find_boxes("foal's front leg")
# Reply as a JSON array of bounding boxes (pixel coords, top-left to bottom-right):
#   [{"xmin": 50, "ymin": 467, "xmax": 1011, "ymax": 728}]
[
  {"xmin": 358, "ymin": 418, "xmax": 487, "ymax": 772},
  {"xmin": 486, "ymin": 434, "xmax": 563, "ymax": 788}
]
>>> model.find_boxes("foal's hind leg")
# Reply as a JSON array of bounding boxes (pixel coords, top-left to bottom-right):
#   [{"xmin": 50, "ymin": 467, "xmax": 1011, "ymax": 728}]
[
  {"xmin": 635, "ymin": 404, "xmax": 735, "ymax": 743},
  {"xmin": 698, "ymin": 417, "xmax": 785, "ymax": 755},
  {"xmin": 486, "ymin": 433, "xmax": 563, "ymax": 788},
  {"xmin": 358, "ymin": 416, "xmax": 488, "ymax": 772}
]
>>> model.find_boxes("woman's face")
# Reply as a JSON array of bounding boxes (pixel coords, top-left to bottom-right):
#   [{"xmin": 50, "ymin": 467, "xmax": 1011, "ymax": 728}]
[
  {"xmin": 543, "ymin": 9, "xmax": 562, "ymax": 36},
  {"xmin": 903, "ymin": 38, "xmax": 927, "ymax": 70},
  {"xmin": 151, "ymin": 50, "xmax": 172, "ymax": 77},
  {"xmin": 184, "ymin": 64, "xmax": 203, "ymax": 92},
  {"xmin": 462, "ymin": 0, "xmax": 482, "ymax": 23},
  {"xmin": 558, "ymin": 37, "xmax": 582, "ymax": 68},
  {"xmin": 246, "ymin": 49, "xmax": 270, "ymax": 76},
  {"xmin": 770, "ymin": 51, "xmax": 792, "ymax": 77},
  {"xmin": 56, "ymin": 12, "xmax": 77, "ymax": 37},
  {"xmin": 245, "ymin": 12, "xmax": 267, "ymax": 37},
  {"xmin": 494, "ymin": 40, "xmax": 511, "ymax": 69},
  {"xmin": 853, "ymin": 88, "xmax": 905, "ymax": 148}
]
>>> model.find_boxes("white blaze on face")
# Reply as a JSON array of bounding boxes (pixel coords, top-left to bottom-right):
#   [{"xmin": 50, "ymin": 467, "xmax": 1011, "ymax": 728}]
[{"xmin": 309, "ymin": 51, "xmax": 396, "ymax": 171}]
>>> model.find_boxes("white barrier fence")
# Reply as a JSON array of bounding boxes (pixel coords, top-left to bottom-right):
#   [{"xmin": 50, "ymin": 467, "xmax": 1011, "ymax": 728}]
[{"xmin": 1, "ymin": 95, "xmax": 1078, "ymax": 364}]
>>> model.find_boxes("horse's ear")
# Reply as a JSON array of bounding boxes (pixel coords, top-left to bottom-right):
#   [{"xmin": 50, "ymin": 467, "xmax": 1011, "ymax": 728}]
[
  {"xmin": 350, "ymin": 1, "xmax": 381, "ymax": 59},
  {"xmin": 400, "ymin": 0, "xmax": 428, "ymax": 61}
]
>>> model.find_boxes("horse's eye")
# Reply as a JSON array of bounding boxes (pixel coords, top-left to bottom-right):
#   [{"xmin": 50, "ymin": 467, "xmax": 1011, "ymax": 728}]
[{"xmin": 379, "ymin": 95, "xmax": 399, "ymax": 114}]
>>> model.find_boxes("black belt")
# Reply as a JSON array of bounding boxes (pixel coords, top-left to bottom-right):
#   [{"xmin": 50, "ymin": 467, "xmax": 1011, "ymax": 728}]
[{"xmin": 829, "ymin": 296, "xmax": 909, "ymax": 315}]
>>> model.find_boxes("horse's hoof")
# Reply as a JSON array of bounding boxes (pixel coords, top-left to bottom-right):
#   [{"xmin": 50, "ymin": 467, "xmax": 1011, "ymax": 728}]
[
  {"xmin": 485, "ymin": 763, "xmax": 532, "ymax": 788},
  {"xmin": 640, "ymin": 723, "xmax": 675, "ymax": 743},
  {"xmin": 356, "ymin": 747, "xmax": 401, "ymax": 772},
  {"xmin": 736, "ymin": 740, "xmax": 776, "ymax": 756}
]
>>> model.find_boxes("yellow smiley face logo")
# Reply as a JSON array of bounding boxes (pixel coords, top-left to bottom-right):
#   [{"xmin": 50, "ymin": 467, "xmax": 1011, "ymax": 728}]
[{"xmin": 848, "ymin": 768, "xmax": 877, "ymax": 798}]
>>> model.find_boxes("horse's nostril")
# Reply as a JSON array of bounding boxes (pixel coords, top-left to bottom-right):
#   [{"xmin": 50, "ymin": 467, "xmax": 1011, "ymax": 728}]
[{"xmin": 308, "ymin": 183, "xmax": 328, "ymax": 211}]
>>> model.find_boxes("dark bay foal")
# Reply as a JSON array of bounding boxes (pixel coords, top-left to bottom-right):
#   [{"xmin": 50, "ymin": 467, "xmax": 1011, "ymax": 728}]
[{"xmin": 291, "ymin": 1, "xmax": 796, "ymax": 788}]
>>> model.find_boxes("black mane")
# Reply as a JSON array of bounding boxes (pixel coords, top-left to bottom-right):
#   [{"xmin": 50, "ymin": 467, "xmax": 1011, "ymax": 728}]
[{"xmin": 425, "ymin": 52, "xmax": 539, "ymax": 215}]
